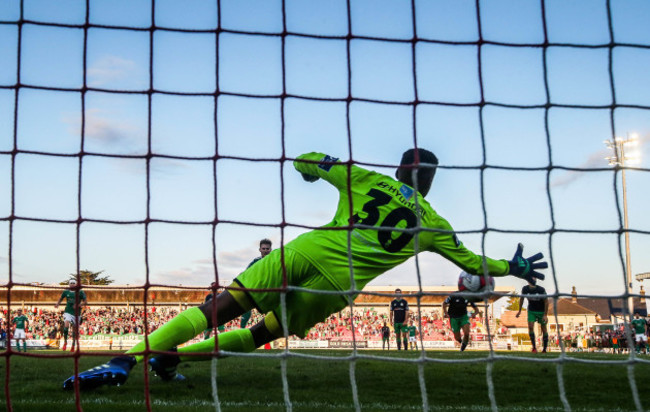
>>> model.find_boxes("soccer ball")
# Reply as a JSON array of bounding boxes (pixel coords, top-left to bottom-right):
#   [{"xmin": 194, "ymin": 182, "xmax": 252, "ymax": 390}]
[{"xmin": 457, "ymin": 271, "xmax": 494, "ymax": 300}]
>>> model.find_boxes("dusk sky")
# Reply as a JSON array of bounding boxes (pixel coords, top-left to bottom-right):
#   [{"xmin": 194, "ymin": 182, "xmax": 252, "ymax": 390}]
[{"xmin": 0, "ymin": 0, "xmax": 649, "ymax": 300}]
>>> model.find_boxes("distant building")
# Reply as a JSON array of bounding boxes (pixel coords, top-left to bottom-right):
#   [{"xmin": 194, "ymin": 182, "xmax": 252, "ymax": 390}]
[
  {"xmin": 499, "ymin": 311, "xmax": 529, "ymax": 336},
  {"xmin": 501, "ymin": 298, "xmax": 598, "ymax": 336},
  {"xmin": 546, "ymin": 298, "xmax": 600, "ymax": 333},
  {"xmin": 500, "ymin": 286, "xmax": 648, "ymax": 336}
]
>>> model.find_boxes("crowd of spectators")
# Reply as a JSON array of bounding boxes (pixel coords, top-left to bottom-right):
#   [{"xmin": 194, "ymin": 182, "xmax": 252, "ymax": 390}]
[
  {"xmin": 0, "ymin": 306, "xmax": 181, "ymax": 341},
  {"xmin": 540, "ymin": 326, "xmax": 641, "ymax": 354},
  {"xmin": 5, "ymin": 305, "xmax": 640, "ymax": 352},
  {"xmin": 0, "ymin": 305, "xmax": 492, "ymax": 342},
  {"xmin": 301, "ymin": 308, "xmax": 491, "ymax": 341}
]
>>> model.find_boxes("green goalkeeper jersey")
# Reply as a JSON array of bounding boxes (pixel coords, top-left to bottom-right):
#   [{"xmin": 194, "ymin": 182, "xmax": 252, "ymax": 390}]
[
  {"xmin": 289, "ymin": 152, "xmax": 509, "ymax": 293},
  {"xmin": 60, "ymin": 289, "xmax": 86, "ymax": 315}
]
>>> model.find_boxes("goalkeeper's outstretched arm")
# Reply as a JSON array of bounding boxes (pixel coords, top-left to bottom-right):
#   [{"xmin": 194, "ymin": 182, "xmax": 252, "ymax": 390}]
[
  {"xmin": 295, "ymin": 151, "xmax": 548, "ymax": 284},
  {"xmin": 432, "ymin": 230, "xmax": 547, "ymax": 283}
]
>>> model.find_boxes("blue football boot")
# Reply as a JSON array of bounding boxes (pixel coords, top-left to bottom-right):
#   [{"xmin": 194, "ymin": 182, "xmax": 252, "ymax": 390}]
[
  {"xmin": 63, "ymin": 356, "xmax": 136, "ymax": 390},
  {"xmin": 149, "ymin": 348, "xmax": 185, "ymax": 381}
]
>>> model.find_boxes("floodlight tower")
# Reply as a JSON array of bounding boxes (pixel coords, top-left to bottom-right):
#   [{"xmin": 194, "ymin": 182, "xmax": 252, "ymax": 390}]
[
  {"xmin": 604, "ymin": 133, "xmax": 640, "ymax": 316},
  {"xmin": 636, "ymin": 272, "xmax": 650, "ymax": 283},
  {"xmin": 636, "ymin": 272, "xmax": 650, "ymax": 302}
]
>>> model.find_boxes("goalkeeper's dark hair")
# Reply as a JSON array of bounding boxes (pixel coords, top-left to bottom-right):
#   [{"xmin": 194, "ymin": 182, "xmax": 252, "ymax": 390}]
[
  {"xmin": 259, "ymin": 238, "xmax": 272, "ymax": 247},
  {"xmin": 396, "ymin": 148, "xmax": 438, "ymax": 196}
]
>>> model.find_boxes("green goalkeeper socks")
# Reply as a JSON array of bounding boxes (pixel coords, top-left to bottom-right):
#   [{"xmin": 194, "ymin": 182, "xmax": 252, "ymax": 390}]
[
  {"xmin": 126, "ymin": 307, "xmax": 208, "ymax": 363},
  {"xmin": 178, "ymin": 328, "xmax": 257, "ymax": 362}
]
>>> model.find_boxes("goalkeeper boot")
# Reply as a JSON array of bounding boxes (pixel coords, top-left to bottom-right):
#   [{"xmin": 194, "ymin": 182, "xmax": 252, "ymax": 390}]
[
  {"xmin": 460, "ymin": 339, "xmax": 469, "ymax": 352},
  {"xmin": 63, "ymin": 356, "xmax": 136, "ymax": 390},
  {"xmin": 149, "ymin": 348, "xmax": 185, "ymax": 381}
]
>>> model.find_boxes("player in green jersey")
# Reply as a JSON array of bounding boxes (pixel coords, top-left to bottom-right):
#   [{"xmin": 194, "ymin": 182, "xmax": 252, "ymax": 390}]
[
  {"xmin": 12, "ymin": 308, "xmax": 29, "ymax": 352},
  {"xmin": 55, "ymin": 279, "xmax": 87, "ymax": 351},
  {"xmin": 631, "ymin": 312, "xmax": 648, "ymax": 354},
  {"xmin": 406, "ymin": 320, "xmax": 419, "ymax": 350},
  {"xmin": 64, "ymin": 148, "xmax": 547, "ymax": 390}
]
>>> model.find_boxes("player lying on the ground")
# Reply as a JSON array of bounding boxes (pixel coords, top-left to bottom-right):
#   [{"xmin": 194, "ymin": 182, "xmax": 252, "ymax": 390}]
[{"xmin": 63, "ymin": 148, "xmax": 547, "ymax": 390}]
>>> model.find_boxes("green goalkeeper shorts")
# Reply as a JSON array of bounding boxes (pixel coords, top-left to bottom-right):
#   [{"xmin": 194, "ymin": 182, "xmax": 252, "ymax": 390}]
[
  {"xmin": 450, "ymin": 314, "xmax": 469, "ymax": 333},
  {"xmin": 230, "ymin": 248, "xmax": 348, "ymax": 339},
  {"xmin": 527, "ymin": 310, "xmax": 547, "ymax": 325}
]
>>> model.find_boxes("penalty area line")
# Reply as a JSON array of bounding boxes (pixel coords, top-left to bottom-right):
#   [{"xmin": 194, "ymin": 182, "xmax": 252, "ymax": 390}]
[{"xmin": 7, "ymin": 398, "xmax": 642, "ymax": 412}]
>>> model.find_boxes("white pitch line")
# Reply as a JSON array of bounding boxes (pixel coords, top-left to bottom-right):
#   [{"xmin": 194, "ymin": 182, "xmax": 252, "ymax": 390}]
[{"xmin": 7, "ymin": 399, "xmax": 645, "ymax": 412}]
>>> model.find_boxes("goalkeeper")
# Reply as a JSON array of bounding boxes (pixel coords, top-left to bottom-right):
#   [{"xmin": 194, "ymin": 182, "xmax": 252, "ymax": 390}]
[{"xmin": 63, "ymin": 148, "xmax": 547, "ymax": 390}]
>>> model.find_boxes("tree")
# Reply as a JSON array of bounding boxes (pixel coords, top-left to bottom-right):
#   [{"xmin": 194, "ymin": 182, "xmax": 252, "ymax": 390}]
[
  {"xmin": 61, "ymin": 270, "xmax": 114, "ymax": 285},
  {"xmin": 505, "ymin": 295, "xmax": 520, "ymax": 311}
]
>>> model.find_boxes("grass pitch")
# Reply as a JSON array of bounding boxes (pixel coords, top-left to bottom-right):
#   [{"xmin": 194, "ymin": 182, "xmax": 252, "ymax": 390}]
[{"xmin": 1, "ymin": 349, "xmax": 649, "ymax": 411}]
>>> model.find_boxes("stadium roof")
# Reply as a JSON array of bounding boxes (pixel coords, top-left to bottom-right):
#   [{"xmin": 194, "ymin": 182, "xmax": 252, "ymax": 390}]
[
  {"xmin": 0, "ymin": 284, "xmax": 516, "ymax": 306},
  {"xmin": 350, "ymin": 285, "xmax": 515, "ymax": 305},
  {"xmin": 577, "ymin": 297, "xmax": 648, "ymax": 318},
  {"xmin": 500, "ymin": 311, "xmax": 529, "ymax": 328},
  {"xmin": 547, "ymin": 298, "xmax": 597, "ymax": 316}
]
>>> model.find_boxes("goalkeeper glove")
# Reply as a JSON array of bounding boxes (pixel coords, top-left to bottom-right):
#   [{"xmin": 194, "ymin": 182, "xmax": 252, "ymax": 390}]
[
  {"xmin": 507, "ymin": 243, "xmax": 548, "ymax": 284},
  {"xmin": 301, "ymin": 172, "xmax": 319, "ymax": 183}
]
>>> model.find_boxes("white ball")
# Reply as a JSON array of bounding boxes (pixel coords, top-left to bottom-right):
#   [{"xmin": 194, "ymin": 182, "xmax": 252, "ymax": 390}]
[{"xmin": 458, "ymin": 271, "xmax": 494, "ymax": 294}]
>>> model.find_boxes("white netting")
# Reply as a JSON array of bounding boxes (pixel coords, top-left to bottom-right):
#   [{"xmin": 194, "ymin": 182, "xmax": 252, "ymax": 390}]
[{"xmin": 1, "ymin": 0, "xmax": 649, "ymax": 411}]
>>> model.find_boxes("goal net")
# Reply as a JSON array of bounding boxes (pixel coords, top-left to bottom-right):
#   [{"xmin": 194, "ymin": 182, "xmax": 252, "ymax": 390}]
[{"xmin": 1, "ymin": 0, "xmax": 649, "ymax": 411}]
